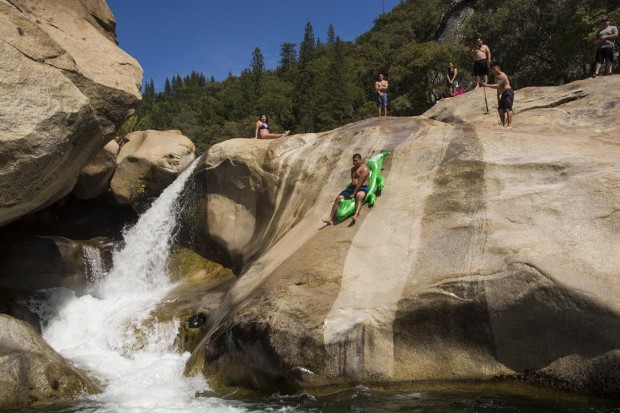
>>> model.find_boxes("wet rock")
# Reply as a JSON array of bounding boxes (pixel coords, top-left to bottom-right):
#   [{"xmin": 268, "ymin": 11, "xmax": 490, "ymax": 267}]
[{"xmin": 0, "ymin": 315, "xmax": 101, "ymax": 410}]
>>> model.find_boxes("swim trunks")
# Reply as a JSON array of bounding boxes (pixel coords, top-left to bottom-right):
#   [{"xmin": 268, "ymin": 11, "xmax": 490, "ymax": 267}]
[
  {"xmin": 499, "ymin": 89, "xmax": 514, "ymax": 110},
  {"xmin": 595, "ymin": 47, "xmax": 614, "ymax": 64},
  {"xmin": 377, "ymin": 93, "xmax": 388, "ymax": 108},
  {"xmin": 473, "ymin": 59, "xmax": 489, "ymax": 77},
  {"xmin": 340, "ymin": 184, "xmax": 369, "ymax": 198}
]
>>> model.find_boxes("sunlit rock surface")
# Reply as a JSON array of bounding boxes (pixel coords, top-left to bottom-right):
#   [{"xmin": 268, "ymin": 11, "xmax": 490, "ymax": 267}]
[
  {"xmin": 110, "ymin": 130, "xmax": 196, "ymax": 208},
  {"xmin": 189, "ymin": 76, "xmax": 620, "ymax": 396},
  {"xmin": 0, "ymin": 0, "xmax": 142, "ymax": 226}
]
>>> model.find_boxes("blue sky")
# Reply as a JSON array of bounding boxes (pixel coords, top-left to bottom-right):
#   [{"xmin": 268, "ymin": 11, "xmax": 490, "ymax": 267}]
[{"xmin": 107, "ymin": 1, "xmax": 401, "ymax": 90}]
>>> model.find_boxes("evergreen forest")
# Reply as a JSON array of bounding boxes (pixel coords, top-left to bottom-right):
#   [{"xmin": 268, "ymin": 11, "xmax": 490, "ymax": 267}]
[{"xmin": 131, "ymin": 0, "xmax": 620, "ymax": 153}]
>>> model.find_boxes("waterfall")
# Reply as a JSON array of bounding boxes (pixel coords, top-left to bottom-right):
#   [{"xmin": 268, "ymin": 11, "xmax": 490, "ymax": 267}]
[
  {"xmin": 82, "ymin": 244, "xmax": 105, "ymax": 284},
  {"xmin": 28, "ymin": 159, "xmax": 252, "ymax": 412}
]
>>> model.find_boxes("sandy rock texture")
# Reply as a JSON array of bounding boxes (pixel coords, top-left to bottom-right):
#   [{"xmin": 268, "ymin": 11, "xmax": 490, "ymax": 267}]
[
  {"xmin": 110, "ymin": 130, "xmax": 196, "ymax": 207},
  {"xmin": 188, "ymin": 76, "xmax": 620, "ymax": 396},
  {"xmin": 0, "ymin": 315, "xmax": 100, "ymax": 410},
  {"xmin": 0, "ymin": 0, "xmax": 142, "ymax": 226}
]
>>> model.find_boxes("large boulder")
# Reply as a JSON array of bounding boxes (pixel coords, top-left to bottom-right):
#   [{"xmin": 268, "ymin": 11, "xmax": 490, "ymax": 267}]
[
  {"xmin": 0, "ymin": 314, "xmax": 100, "ymax": 410},
  {"xmin": 110, "ymin": 130, "xmax": 196, "ymax": 207},
  {"xmin": 187, "ymin": 76, "xmax": 620, "ymax": 396},
  {"xmin": 0, "ymin": 0, "xmax": 142, "ymax": 226},
  {"xmin": 73, "ymin": 140, "xmax": 120, "ymax": 200}
]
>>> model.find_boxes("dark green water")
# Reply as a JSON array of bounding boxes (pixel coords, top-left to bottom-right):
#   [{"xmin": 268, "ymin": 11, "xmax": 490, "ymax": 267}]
[{"xmin": 15, "ymin": 384, "xmax": 620, "ymax": 413}]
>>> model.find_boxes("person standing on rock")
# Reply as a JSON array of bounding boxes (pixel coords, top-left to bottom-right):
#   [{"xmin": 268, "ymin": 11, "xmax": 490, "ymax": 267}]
[
  {"xmin": 446, "ymin": 62, "xmax": 458, "ymax": 96},
  {"xmin": 255, "ymin": 114, "xmax": 290, "ymax": 139},
  {"xmin": 322, "ymin": 154, "xmax": 370, "ymax": 225},
  {"xmin": 470, "ymin": 37, "xmax": 491, "ymax": 87},
  {"xmin": 483, "ymin": 63, "xmax": 514, "ymax": 128},
  {"xmin": 375, "ymin": 73, "xmax": 389, "ymax": 117},
  {"xmin": 591, "ymin": 17, "xmax": 618, "ymax": 77}
]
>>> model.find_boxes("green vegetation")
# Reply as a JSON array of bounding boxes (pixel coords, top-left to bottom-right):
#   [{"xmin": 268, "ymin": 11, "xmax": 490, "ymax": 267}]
[{"xmin": 134, "ymin": 0, "xmax": 619, "ymax": 153}]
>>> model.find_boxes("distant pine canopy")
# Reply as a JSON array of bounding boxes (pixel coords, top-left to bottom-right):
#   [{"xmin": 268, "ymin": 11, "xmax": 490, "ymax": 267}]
[{"xmin": 132, "ymin": 0, "xmax": 620, "ymax": 153}]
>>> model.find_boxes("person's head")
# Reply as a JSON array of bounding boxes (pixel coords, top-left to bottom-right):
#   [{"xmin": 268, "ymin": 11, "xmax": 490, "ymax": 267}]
[
  {"xmin": 352, "ymin": 153, "xmax": 363, "ymax": 167},
  {"xmin": 378, "ymin": 73, "xmax": 384, "ymax": 81},
  {"xmin": 490, "ymin": 62, "xmax": 501, "ymax": 75},
  {"xmin": 601, "ymin": 17, "xmax": 611, "ymax": 26},
  {"xmin": 259, "ymin": 114, "xmax": 269, "ymax": 123},
  {"xmin": 449, "ymin": 62, "xmax": 454, "ymax": 69},
  {"xmin": 475, "ymin": 37, "xmax": 483, "ymax": 46}
]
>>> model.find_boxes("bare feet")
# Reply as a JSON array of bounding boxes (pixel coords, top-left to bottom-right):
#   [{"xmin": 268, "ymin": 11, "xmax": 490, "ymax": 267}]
[
  {"xmin": 282, "ymin": 130, "xmax": 290, "ymax": 137},
  {"xmin": 321, "ymin": 219, "xmax": 333, "ymax": 225},
  {"xmin": 352, "ymin": 213, "xmax": 360, "ymax": 224}
]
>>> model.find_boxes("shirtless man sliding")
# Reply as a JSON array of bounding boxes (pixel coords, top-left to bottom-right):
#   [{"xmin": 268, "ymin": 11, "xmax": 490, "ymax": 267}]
[
  {"xmin": 322, "ymin": 154, "xmax": 370, "ymax": 225},
  {"xmin": 470, "ymin": 37, "xmax": 491, "ymax": 87},
  {"xmin": 483, "ymin": 63, "xmax": 514, "ymax": 128}
]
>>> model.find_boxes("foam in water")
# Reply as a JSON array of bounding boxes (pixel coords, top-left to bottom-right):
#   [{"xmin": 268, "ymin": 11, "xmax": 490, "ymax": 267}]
[{"xmin": 30, "ymin": 159, "xmax": 252, "ymax": 412}]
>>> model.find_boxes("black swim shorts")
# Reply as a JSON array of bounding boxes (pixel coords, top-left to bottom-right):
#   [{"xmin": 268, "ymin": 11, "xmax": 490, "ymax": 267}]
[
  {"xmin": 473, "ymin": 59, "xmax": 489, "ymax": 77},
  {"xmin": 499, "ymin": 89, "xmax": 514, "ymax": 111},
  {"xmin": 596, "ymin": 47, "xmax": 614, "ymax": 64}
]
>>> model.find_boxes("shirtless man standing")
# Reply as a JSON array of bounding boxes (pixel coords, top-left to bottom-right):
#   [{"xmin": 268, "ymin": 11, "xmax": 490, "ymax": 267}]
[
  {"xmin": 470, "ymin": 37, "xmax": 491, "ymax": 87},
  {"xmin": 483, "ymin": 63, "xmax": 514, "ymax": 128},
  {"xmin": 375, "ymin": 74, "xmax": 389, "ymax": 117},
  {"xmin": 322, "ymin": 154, "xmax": 370, "ymax": 225}
]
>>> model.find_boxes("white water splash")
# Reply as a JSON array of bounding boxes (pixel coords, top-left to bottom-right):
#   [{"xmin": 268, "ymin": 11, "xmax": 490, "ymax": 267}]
[{"xmin": 31, "ymin": 159, "xmax": 255, "ymax": 412}]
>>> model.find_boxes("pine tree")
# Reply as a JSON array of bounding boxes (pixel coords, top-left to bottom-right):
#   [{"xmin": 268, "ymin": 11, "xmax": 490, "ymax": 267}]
[
  {"xmin": 279, "ymin": 42, "xmax": 297, "ymax": 70},
  {"xmin": 295, "ymin": 22, "xmax": 317, "ymax": 132},
  {"xmin": 327, "ymin": 23, "xmax": 336, "ymax": 46},
  {"xmin": 250, "ymin": 47, "xmax": 265, "ymax": 98}
]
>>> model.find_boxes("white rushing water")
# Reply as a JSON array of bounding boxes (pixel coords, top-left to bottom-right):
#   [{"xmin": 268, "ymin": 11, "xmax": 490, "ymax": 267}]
[
  {"xmin": 30, "ymin": 159, "xmax": 252, "ymax": 412},
  {"xmin": 82, "ymin": 244, "xmax": 105, "ymax": 284}
]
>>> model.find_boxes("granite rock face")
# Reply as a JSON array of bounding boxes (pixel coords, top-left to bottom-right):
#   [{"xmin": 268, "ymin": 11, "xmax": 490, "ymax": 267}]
[
  {"xmin": 74, "ymin": 140, "xmax": 120, "ymax": 200},
  {"xmin": 110, "ymin": 130, "xmax": 196, "ymax": 207},
  {"xmin": 188, "ymin": 76, "xmax": 620, "ymax": 396},
  {"xmin": 0, "ymin": 0, "xmax": 142, "ymax": 226}
]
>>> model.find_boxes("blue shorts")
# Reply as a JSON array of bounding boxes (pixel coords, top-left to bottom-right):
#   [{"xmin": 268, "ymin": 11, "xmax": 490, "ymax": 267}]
[
  {"xmin": 499, "ymin": 89, "xmax": 514, "ymax": 111},
  {"xmin": 340, "ymin": 185, "xmax": 369, "ymax": 198},
  {"xmin": 377, "ymin": 93, "xmax": 388, "ymax": 108}
]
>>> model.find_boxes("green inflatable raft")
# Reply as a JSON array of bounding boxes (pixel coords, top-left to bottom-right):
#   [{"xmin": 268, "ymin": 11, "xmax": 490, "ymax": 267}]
[{"xmin": 336, "ymin": 151, "xmax": 390, "ymax": 221}]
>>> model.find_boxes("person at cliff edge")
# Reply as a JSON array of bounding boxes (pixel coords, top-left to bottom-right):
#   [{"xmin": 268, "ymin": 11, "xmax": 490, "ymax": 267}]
[
  {"xmin": 375, "ymin": 73, "xmax": 389, "ymax": 117},
  {"xmin": 322, "ymin": 154, "xmax": 370, "ymax": 225},
  {"xmin": 591, "ymin": 17, "xmax": 618, "ymax": 77},
  {"xmin": 483, "ymin": 62, "xmax": 514, "ymax": 129},
  {"xmin": 470, "ymin": 37, "xmax": 491, "ymax": 87}
]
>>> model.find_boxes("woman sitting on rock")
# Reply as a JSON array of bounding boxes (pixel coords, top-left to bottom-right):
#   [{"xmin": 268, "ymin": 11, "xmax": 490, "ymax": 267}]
[{"xmin": 255, "ymin": 114, "xmax": 290, "ymax": 139}]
